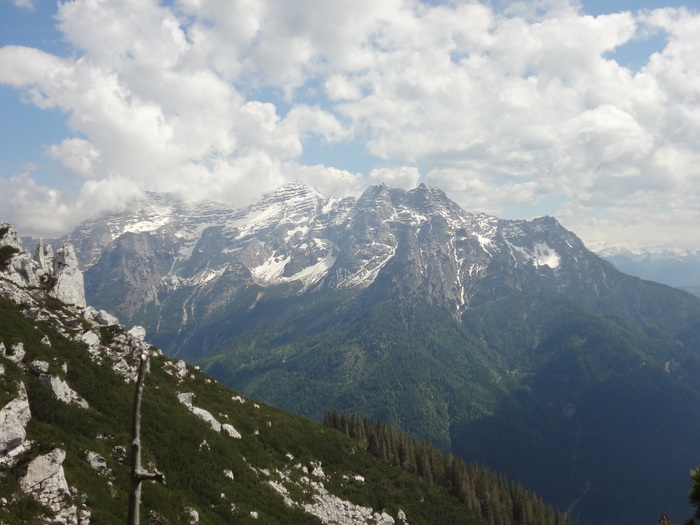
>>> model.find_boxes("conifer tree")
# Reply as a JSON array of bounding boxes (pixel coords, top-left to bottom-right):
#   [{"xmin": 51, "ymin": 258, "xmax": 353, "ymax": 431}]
[{"xmin": 690, "ymin": 465, "xmax": 700, "ymax": 520}]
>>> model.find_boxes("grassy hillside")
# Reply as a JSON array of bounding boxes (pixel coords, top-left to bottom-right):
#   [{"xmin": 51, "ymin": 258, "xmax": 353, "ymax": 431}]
[
  {"xmin": 187, "ymin": 284, "xmax": 700, "ymax": 525},
  {"xmin": 0, "ymin": 291, "xmax": 572, "ymax": 525}
]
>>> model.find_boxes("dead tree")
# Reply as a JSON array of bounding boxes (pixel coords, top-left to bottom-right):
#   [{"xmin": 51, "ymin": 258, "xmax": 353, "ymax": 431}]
[{"xmin": 127, "ymin": 349, "xmax": 165, "ymax": 525}]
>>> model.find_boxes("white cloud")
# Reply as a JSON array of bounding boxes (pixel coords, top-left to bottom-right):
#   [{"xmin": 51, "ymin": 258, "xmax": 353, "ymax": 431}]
[
  {"xmin": 368, "ymin": 167, "xmax": 421, "ymax": 189},
  {"xmin": 0, "ymin": 172, "xmax": 142, "ymax": 238},
  {"xmin": 10, "ymin": 0, "xmax": 34, "ymax": 10},
  {"xmin": 285, "ymin": 163, "xmax": 366, "ymax": 200},
  {"xmin": 0, "ymin": 46, "xmax": 70, "ymax": 88},
  {"xmin": 44, "ymin": 138, "xmax": 101, "ymax": 181},
  {"xmin": 0, "ymin": 0, "xmax": 699, "ymax": 249}
]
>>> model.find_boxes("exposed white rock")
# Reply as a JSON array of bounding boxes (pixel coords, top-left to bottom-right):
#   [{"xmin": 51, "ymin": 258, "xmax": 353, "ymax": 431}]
[
  {"xmin": 184, "ymin": 507, "xmax": 200, "ymax": 524},
  {"xmin": 222, "ymin": 424, "xmax": 242, "ymax": 439},
  {"xmin": 0, "ymin": 280, "xmax": 35, "ymax": 306},
  {"xmin": 177, "ymin": 392, "xmax": 194, "ymax": 407},
  {"xmin": 78, "ymin": 330, "xmax": 101, "ymax": 349},
  {"xmin": 311, "ymin": 461, "xmax": 326, "ymax": 479},
  {"xmin": 29, "ymin": 359, "xmax": 50, "ymax": 375},
  {"xmin": 0, "ymin": 382, "xmax": 31, "ymax": 460},
  {"xmin": 83, "ymin": 306, "xmax": 120, "ymax": 327},
  {"xmin": 260, "ymin": 463, "xmax": 404, "ymax": 525},
  {"xmin": 191, "ymin": 406, "xmax": 221, "ymax": 432},
  {"xmin": 39, "ymin": 374, "xmax": 89, "ymax": 409},
  {"xmin": 163, "ymin": 359, "xmax": 188, "ymax": 380},
  {"xmin": 127, "ymin": 325, "xmax": 146, "ymax": 340},
  {"xmin": 85, "ymin": 451, "xmax": 109, "ymax": 475},
  {"xmin": 51, "ymin": 243, "xmax": 86, "ymax": 307},
  {"xmin": 177, "ymin": 392, "xmax": 223, "ymax": 432},
  {"xmin": 74, "ymin": 327, "xmax": 156, "ymax": 381},
  {"xmin": 41, "ymin": 335, "xmax": 51, "ymax": 346},
  {"xmin": 33, "ymin": 239, "xmax": 53, "ymax": 272},
  {"xmin": 2, "ymin": 226, "xmax": 87, "ymax": 308},
  {"xmin": 6, "ymin": 342, "xmax": 25, "ymax": 364},
  {"xmin": 1, "ymin": 225, "xmax": 43, "ymax": 289},
  {"xmin": 0, "ymin": 222, "xmax": 23, "ymax": 251},
  {"xmin": 20, "ymin": 448, "xmax": 80, "ymax": 525}
]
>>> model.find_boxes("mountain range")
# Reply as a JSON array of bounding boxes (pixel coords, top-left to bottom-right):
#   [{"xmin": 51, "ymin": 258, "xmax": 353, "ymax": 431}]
[
  {"xmin": 594, "ymin": 244, "xmax": 700, "ymax": 296},
  {"xmin": 24, "ymin": 183, "xmax": 700, "ymax": 525},
  {"xmin": 1, "ymin": 222, "xmax": 571, "ymax": 525}
]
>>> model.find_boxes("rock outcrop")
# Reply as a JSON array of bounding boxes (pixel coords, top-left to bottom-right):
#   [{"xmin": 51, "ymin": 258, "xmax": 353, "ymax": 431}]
[
  {"xmin": 19, "ymin": 448, "xmax": 85, "ymax": 525},
  {"xmin": 52, "ymin": 243, "xmax": 86, "ymax": 307},
  {"xmin": 177, "ymin": 392, "xmax": 222, "ymax": 432},
  {"xmin": 85, "ymin": 451, "xmax": 109, "ymax": 475},
  {"xmin": 0, "ymin": 223, "xmax": 86, "ymax": 307},
  {"xmin": 0, "ymin": 382, "xmax": 31, "ymax": 465},
  {"xmin": 28, "ymin": 360, "xmax": 90, "ymax": 409}
]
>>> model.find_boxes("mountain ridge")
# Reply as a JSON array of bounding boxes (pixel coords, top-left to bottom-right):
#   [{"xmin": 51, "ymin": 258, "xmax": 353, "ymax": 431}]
[
  {"xmin": 1, "ymin": 221, "xmax": 574, "ymax": 525},
  {"xmin": 22, "ymin": 182, "xmax": 700, "ymax": 525}
]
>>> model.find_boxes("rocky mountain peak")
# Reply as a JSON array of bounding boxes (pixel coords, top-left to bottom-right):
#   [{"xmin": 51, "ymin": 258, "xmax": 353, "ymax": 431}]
[{"xmin": 61, "ymin": 183, "xmax": 626, "ymax": 326}]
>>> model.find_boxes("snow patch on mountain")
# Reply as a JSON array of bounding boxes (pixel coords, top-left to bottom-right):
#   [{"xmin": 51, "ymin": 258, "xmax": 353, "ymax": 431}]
[
  {"xmin": 251, "ymin": 254, "xmax": 291, "ymax": 282},
  {"xmin": 122, "ymin": 214, "xmax": 171, "ymax": 235},
  {"xmin": 533, "ymin": 242, "xmax": 561, "ymax": 269},
  {"xmin": 295, "ymin": 252, "xmax": 337, "ymax": 286},
  {"xmin": 248, "ymin": 237, "xmax": 338, "ymax": 287}
]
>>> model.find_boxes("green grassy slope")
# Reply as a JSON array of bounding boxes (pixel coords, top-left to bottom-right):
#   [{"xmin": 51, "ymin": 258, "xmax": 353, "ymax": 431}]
[{"xmin": 1, "ymin": 292, "xmax": 572, "ymax": 525}]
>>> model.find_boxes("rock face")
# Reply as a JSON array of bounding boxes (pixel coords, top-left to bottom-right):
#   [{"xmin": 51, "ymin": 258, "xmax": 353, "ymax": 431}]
[
  {"xmin": 20, "ymin": 448, "xmax": 81, "ymax": 525},
  {"xmin": 39, "ymin": 373, "xmax": 90, "ymax": 409},
  {"xmin": 85, "ymin": 451, "xmax": 109, "ymax": 475},
  {"xmin": 0, "ymin": 382, "xmax": 31, "ymax": 462},
  {"xmin": 260, "ymin": 461, "xmax": 407, "ymax": 525},
  {"xmin": 0, "ymin": 223, "xmax": 86, "ymax": 307},
  {"xmin": 178, "ymin": 392, "xmax": 223, "ymax": 433},
  {"xmin": 68, "ymin": 184, "xmax": 599, "ymax": 357},
  {"xmin": 52, "ymin": 243, "xmax": 86, "ymax": 307}
]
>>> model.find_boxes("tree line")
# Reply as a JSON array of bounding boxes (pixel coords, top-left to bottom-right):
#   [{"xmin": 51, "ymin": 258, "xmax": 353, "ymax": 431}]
[{"xmin": 323, "ymin": 410, "xmax": 572, "ymax": 525}]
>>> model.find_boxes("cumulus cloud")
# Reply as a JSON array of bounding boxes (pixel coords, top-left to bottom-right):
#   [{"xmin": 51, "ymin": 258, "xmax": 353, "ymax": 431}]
[
  {"xmin": 0, "ymin": 0, "xmax": 699, "ymax": 249},
  {"xmin": 368, "ymin": 167, "xmax": 421, "ymax": 189},
  {"xmin": 0, "ymin": 46, "xmax": 70, "ymax": 88},
  {"xmin": 44, "ymin": 138, "xmax": 101, "ymax": 181}
]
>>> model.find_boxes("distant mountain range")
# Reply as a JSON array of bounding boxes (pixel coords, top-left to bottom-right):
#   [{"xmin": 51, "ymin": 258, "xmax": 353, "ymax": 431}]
[
  {"xmin": 594, "ymin": 244, "xmax": 700, "ymax": 296},
  {"xmin": 24, "ymin": 183, "xmax": 700, "ymax": 525}
]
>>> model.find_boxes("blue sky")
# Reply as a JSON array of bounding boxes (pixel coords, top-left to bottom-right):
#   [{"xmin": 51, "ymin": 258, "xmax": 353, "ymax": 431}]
[{"xmin": 1, "ymin": 0, "xmax": 699, "ymax": 252}]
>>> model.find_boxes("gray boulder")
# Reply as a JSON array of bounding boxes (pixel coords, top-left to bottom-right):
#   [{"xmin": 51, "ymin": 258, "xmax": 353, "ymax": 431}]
[
  {"xmin": 52, "ymin": 243, "xmax": 86, "ymax": 307},
  {"xmin": 0, "ymin": 382, "xmax": 31, "ymax": 458},
  {"xmin": 20, "ymin": 448, "xmax": 79, "ymax": 524}
]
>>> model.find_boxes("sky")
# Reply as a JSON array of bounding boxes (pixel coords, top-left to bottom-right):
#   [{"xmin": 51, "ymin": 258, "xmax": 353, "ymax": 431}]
[{"xmin": 1, "ymin": 0, "xmax": 699, "ymax": 252}]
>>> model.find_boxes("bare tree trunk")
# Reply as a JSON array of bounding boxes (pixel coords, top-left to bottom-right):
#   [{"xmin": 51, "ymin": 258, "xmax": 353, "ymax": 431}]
[{"xmin": 127, "ymin": 349, "xmax": 164, "ymax": 525}]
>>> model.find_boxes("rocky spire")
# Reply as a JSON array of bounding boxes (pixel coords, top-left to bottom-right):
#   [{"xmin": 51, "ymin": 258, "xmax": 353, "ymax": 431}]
[
  {"xmin": 51, "ymin": 243, "xmax": 86, "ymax": 307},
  {"xmin": 0, "ymin": 224, "xmax": 86, "ymax": 307},
  {"xmin": 33, "ymin": 238, "xmax": 54, "ymax": 274}
]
